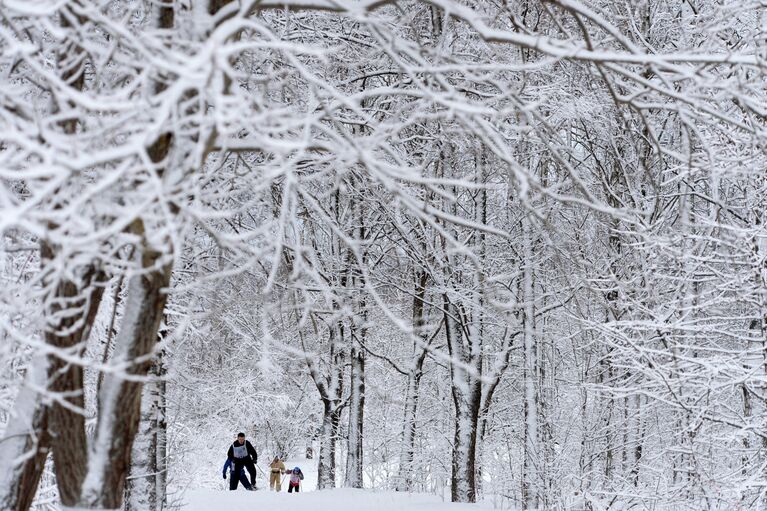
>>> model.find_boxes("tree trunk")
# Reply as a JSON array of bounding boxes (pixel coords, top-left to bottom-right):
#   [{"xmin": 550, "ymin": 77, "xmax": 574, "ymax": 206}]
[
  {"xmin": 450, "ymin": 397, "xmax": 481, "ymax": 503},
  {"xmin": 600, "ymin": 360, "xmax": 615, "ymax": 485},
  {"xmin": 521, "ymin": 216, "xmax": 539, "ymax": 510},
  {"xmin": 318, "ymin": 399, "xmax": 342, "ymax": 489},
  {"xmin": 78, "ymin": 233, "xmax": 172, "ymax": 509},
  {"xmin": 396, "ymin": 367, "xmax": 423, "ymax": 492},
  {"xmin": 444, "ymin": 300, "xmax": 482, "ymax": 503},
  {"xmin": 125, "ymin": 351, "xmax": 169, "ymax": 511},
  {"xmin": 125, "ymin": 364, "xmax": 161, "ymax": 511},
  {"xmin": 0, "ymin": 355, "xmax": 51, "ymax": 511},
  {"xmin": 630, "ymin": 394, "xmax": 644, "ymax": 486},
  {"xmin": 156, "ymin": 353, "xmax": 169, "ymax": 511},
  {"xmin": 312, "ymin": 323, "xmax": 345, "ymax": 490},
  {"xmin": 44, "ymin": 5, "xmax": 104, "ymax": 505},
  {"xmin": 395, "ymin": 254, "xmax": 430, "ymax": 492},
  {"xmin": 41, "ymin": 250, "xmax": 106, "ymax": 507},
  {"xmin": 344, "ymin": 186, "xmax": 367, "ymax": 489},
  {"xmin": 344, "ymin": 341, "xmax": 365, "ymax": 488},
  {"xmin": 0, "ymin": 5, "xmax": 87, "ymax": 506}
]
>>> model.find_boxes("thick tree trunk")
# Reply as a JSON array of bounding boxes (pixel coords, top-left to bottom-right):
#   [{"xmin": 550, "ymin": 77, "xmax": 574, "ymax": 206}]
[
  {"xmin": 77, "ymin": 0, "xmax": 175, "ymax": 491},
  {"xmin": 444, "ymin": 300, "xmax": 482, "ymax": 503},
  {"xmin": 0, "ymin": 356, "xmax": 51, "ymax": 511},
  {"xmin": 450, "ymin": 396, "xmax": 481, "ymax": 503},
  {"xmin": 41, "ymin": 249, "xmax": 106, "ymax": 507},
  {"xmin": 79, "ymin": 234, "xmax": 172, "ymax": 509},
  {"xmin": 125, "ymin": 364, "xmax": 161, "ymax": 511},
  {"xmin": 6, "ymin": 8, "xmax": 112, "ymax": 507},
  {"xmin": 312, "ymin": 324, "xmax": 345, "ymax": 490},
  {"xmin": 317, "ymin": 400, "xmax": 342, "ymax": 489},
  {"xmin": 43, "ymin": 5, "xmax": 103, "ymax": 505}
]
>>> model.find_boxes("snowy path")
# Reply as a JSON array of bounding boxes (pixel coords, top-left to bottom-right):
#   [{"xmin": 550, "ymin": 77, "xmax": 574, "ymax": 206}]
[
  {"xmin": 183, "ymin": 458, "xmax": 498, "ymax": 510},
  {"xmin": 184, "ymin": 488, "xmax": 496, "ymax": 511}
]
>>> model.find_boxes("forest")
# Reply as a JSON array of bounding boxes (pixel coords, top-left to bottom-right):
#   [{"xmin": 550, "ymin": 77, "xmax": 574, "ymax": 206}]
[{"xmin": 0, "ymin": 0, "xmax": 765, "ymax": 510}]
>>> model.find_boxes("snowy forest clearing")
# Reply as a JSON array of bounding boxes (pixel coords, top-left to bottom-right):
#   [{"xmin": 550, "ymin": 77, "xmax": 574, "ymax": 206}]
[
  {"xmin": 184, "ymin": 489, "xmax": 496, "ymax": 511},
  {"xmin": 187, "ymin": 458, "xmax": 497, "ymax": 511}
]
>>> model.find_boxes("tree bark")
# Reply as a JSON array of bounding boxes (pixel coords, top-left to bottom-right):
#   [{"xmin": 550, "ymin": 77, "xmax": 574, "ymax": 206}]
[
  {"xmin": 395, "ymin": 365, "xmax": 424, "ymax": 492},
  {"xmin": 79, "ymin": 227, "xmax": 172, "ymax": 509},
  {"xmin": 395, "ymin": 269, "xmax": 430, "ymax": 491},
  {"xmin": 125, "ymin": 363, "xmax": 161, "ymax": 511},
  {"xmin": 156, "ymin": 352, "xmax": 169, "ymax": 511},
  {"xmin": 344, "ymin": 187, "xmax": 367, "ymax": 489},
  {"xmin": 43, "ymin": 5, "xmax": 105, "ymax": 505},
  {"xmin": 308, "ymin": 323, "xmax": 345, "ymax": 490},
  {"xmin": 521, "ymin": 215, "xmax": 539, "ymax": 510},
  {"xmin": 0, "ymin": 356, "xmax": 51, "ymax": 511},
  {"xmin": 42, "ymin": 247, "xmax": 106, "ymax": 507},
  {"xmin": 344, "ymin": 339, "xmax": 365, "ymax": 488},
  {"xmin": 444, "ymin": 299, "xmax": 482, "ymax": 503},
  {"xmin": 318, "ymin": 399, "xmax": 342, "ymax": 489}
]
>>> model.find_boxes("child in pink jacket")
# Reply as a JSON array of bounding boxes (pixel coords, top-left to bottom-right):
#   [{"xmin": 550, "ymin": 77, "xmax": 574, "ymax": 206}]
[{"xmin": 287, "ymin": 467, "xmax": 304, "ymax": 493}]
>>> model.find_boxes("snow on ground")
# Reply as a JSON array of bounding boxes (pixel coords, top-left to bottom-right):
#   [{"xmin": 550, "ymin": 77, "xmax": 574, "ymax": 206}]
[
  {"xmin": 183, "ymin": 488, "xmax": 497, "ymax": 511},
  {"xmin": 183, "ymin": 458, "xmax": 500, "ymax": 510}
]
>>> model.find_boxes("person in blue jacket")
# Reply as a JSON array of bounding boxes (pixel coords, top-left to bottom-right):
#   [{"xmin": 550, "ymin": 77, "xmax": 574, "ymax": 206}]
[{"xmin": 223, "ymin": 457, "xmax": 254, "ymax": 490}]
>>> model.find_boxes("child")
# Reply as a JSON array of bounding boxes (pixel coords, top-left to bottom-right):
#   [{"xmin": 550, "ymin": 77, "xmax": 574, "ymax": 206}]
[
  {"xmin": 287, "ymin": 466, "xmax": 304, "ymax": 493},
  {"xmin": 269, "ymin": 456, "xmax": 286, "ymax": 491},
  {"xmin": 222, "ymin": 458, "xmax": 254, "ymax": 491}
]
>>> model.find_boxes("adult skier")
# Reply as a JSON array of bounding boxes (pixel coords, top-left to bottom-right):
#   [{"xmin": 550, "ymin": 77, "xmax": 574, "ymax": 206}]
[
  {"xmin": 226, "ymin": 432, "xmax": 258, "ymax": 490},
  {"xmin": 269, "ymin": 456, "xmax": 286, "ymax": 491}
]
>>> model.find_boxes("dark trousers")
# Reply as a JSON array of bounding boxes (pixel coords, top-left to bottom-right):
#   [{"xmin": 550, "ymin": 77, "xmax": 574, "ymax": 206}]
[
  {"xmin": 230, "ymin": 458, "xmax": 257, "ymax": 490},
  {"xmin": 288, "ymin": 483, "xmax": 300, "ymax": 493},
  {"xmin": 228, "ymin": 469, "xmax": 251, "ymax": 490}
]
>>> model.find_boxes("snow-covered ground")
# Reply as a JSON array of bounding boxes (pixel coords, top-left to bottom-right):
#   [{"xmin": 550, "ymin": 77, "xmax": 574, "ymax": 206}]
[
  {"xmin": 183, "ymin": 458, "xmax": 498, "ymax": 511},
  {"xmin": 184, "ymin": 488, "xmax": 497, "ymax": 511}
]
